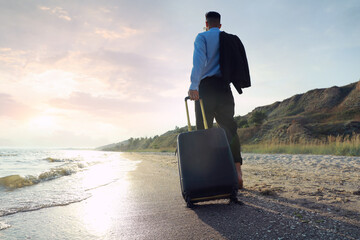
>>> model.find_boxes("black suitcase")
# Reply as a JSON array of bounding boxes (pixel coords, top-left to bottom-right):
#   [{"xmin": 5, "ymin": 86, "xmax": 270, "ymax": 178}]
[{"xmin": 177, "ymin": 97, "xmax": 239, "ymax": 207}]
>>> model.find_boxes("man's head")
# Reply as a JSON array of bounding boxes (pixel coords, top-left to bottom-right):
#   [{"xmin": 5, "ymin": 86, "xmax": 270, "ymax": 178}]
[{"xmin": 205, "ymin": 11, "xmax": 221, "ymax": 30}]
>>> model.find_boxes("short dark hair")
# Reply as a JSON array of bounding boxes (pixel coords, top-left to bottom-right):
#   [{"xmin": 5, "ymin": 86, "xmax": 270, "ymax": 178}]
[{"xmin": 205, "ymin": 11, "xmax": 221, "ymax": 24}]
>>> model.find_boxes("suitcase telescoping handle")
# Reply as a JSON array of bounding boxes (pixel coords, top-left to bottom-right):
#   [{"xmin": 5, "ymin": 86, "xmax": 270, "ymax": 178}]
[{"xmin": 185, "ymin": 97, "xmax": 208, "ymax": 132}]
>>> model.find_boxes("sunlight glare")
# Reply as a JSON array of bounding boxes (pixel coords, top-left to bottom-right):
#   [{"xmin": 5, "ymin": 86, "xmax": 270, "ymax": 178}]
[
  {"xmin": 28, "ymin": 115, "xmax": 57, "ymax": 129},
  {"xmin": 76, "ymin": 152, "xmax": 135, "ymax": 237},
  {"xmin": 80, "ymin": 175, "xmax": 130, "ymax": 237}
]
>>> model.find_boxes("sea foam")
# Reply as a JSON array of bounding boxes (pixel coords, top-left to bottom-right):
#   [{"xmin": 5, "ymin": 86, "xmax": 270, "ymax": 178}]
[{"xmin": 0, "ymin": 221, "xmax": 11, "ymax": 231}]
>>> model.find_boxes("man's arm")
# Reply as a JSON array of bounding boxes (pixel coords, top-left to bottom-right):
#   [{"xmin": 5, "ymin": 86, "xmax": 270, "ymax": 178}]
[{"xmin": 189, "ymin": 34, "xmax": 206, "ymax": 100}]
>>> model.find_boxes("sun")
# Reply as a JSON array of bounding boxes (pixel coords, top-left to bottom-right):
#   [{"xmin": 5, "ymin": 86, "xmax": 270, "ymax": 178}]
[{"xmin": 29, "ymin": 115, "xmax": 56, "ymax": 129}]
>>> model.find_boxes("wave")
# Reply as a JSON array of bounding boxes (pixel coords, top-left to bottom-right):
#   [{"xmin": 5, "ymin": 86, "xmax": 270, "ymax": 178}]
[
  {"xmin": 0, "ymin": 153, "xmax": 18, "ymax": 157},
  {"xmin": 0, "ymin": 163, "xmax": 86, "ymax": 189},
  {"xmin": 0, "ymin": 221, "xmax": 11, "ymax": 231},
  {"xmin": 0, "ymin": 195, "xmax": 90, "ymax": 218},
  {"xmin": 43, "ymin": 157, "xmax": 77, "ymax": 163},
  {"xmin": 44, "ymin": 157, "xmax": 66, "ymax": 162}
]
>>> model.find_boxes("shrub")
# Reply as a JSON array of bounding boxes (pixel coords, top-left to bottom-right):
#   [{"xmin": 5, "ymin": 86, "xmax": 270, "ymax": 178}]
[{"xmin": 250, "ymin": 111, "xmax": 267, "ymax": 126}]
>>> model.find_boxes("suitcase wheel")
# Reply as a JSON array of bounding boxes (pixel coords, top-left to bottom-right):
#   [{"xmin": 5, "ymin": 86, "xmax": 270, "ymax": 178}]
[
  {"xmin": 186, "ymin": 201, "xmax": 194, "ymax": 208},
  {"xmin": 230, "ymin": 189, "xmax": 243, "ymax": 205},
  {"xmin": 185, "ymin": 195, "xmax": 194, "ymax": 208}
]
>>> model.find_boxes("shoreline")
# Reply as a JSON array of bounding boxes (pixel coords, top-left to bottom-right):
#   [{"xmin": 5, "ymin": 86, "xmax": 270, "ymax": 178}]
[{"xmin": 1, "ymin": 152, "xmax": 359, "ymax": 239}]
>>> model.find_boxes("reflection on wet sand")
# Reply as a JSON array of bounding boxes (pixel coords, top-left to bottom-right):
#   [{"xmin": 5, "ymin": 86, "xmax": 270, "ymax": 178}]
[{"xmin": 80, "ymin": 179, "xmax": 130, "ymax": 237}]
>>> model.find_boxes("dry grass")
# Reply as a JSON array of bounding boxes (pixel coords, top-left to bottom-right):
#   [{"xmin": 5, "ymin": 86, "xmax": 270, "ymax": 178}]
[
  {"xmin": 121, "ymin": 134, "xmax": 360, "ymax": 157},
  {"xmin": 242, "ymin": 133, "xmax": 360, "ymax": 156}
]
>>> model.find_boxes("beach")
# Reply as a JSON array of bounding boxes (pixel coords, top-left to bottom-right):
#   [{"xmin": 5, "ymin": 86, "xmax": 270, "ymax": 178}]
[{"xmin": 1, "ymin": 152, "xmax": 359, "ymax": 239}]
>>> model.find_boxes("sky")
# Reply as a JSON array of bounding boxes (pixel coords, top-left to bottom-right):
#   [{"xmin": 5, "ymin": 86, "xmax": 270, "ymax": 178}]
[{"xmin": 0, "ymin": 0, "xmax": 359, "ymax": 148}]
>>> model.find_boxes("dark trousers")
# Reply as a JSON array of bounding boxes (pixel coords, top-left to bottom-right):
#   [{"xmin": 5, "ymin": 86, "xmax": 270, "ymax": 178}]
[{"xmin": 195, "ymin": 76, "xmax": 243, "ymax": 164}]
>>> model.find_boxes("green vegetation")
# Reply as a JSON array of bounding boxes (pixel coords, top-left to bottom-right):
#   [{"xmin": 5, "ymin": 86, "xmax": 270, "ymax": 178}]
[
  {"xmin": 235, "ymin": 116, "xmax": 249, "ymax": 128},
  {"xmin": 99, "ymin": 126, "xmax": 188, "ymax": 153},
  {"xmin": 249, "ymin": 111, "xmax": 267, "ymax": 126},
  {"xmin": 100, "ymin": 131, "xmax": 360, "ymax": 156}
]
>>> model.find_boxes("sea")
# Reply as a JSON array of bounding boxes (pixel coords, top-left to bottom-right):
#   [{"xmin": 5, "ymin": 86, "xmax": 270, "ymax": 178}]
[{"xmin": 0, "ymin": 148, "xmax": 139, "ymax": 234}]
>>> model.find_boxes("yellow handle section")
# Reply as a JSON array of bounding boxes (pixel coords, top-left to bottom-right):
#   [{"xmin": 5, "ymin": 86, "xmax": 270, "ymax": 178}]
[
  {"xmin": 185, "ymin": 98, "xmax": 192, "ymax": 132},
  {"xmin": 184, "ymin": 97, "xmax": 208, "ymax": 131},
  {"xmin": 199, "ymin": 99, "xmax": 208, "ymax": 130}
]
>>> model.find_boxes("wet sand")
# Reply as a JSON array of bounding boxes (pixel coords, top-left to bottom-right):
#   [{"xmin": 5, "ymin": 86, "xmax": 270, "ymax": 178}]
[
  {"xmin": 119, "ymin": 152, "xmax": 360, "ymax": 239},
  {"xmin": 1, "ymin": 152, "xmax": 359, "ymax": 239}
]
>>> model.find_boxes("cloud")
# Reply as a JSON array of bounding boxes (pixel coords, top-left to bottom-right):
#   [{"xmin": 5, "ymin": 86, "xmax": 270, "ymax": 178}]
[
  {"xmin": 32, "ymin": 48, "xmax": 185, "ymax": 100},
  {"xmin": 0, "ymin": 46, "xmax": 186, "ymax": 118},
  {"xmin": 78, "ymin": 49, "xmax": 182, "ymax": 91},
  {"xmin": 49, "ymin": 91, "xmax": 158, "ymax": 115},
  {"xmin": 95, "ymin": 27, "xmax": 139, "ymax": 40},
  {"xmin": 39, "ymin": 6, "xmax": 72, "ymax": 21},
  {"xmin": 0, "ymin": 48, "xmax": 28, "ymax": 74},
  {"xmin": 0, "ymin": 93, "xmax": 36, "ymax": 119},
  {"xmin": 46, "ymin": 91, "xmax": 182, "ymax": 145}
]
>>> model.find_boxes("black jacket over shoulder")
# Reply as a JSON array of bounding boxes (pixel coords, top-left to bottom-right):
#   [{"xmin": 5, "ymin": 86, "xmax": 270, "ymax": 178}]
[{"xmin": 219, "ymin": 31, "xmax": 251, "ymax": 94}]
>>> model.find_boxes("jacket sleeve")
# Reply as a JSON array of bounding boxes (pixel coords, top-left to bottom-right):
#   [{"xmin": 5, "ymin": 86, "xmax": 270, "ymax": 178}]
[
  {"xmin": 237, "ymin": 37, "xmax": 251, "ymax": 89},
  {"xmin": 220, "ymin": 32, "xmax": 250, "ymax": 95}
]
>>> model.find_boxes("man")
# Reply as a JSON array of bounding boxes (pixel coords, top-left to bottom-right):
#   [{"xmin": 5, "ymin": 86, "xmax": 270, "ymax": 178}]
[{"xmin": 188, "ymin": 11, "xmax": 248, "ymax": 189}]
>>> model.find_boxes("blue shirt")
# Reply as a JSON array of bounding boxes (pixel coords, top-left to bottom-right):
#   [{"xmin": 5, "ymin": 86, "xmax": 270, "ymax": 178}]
[{"xmin": 189, "ymin": 27, "xmax": 222, "ymax": 91}]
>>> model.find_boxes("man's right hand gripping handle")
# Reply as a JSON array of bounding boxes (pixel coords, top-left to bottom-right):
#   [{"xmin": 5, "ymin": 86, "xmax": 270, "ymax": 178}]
[{"xmin": 188, "ymin": 89, "xmax": 199, "ymax": 101}]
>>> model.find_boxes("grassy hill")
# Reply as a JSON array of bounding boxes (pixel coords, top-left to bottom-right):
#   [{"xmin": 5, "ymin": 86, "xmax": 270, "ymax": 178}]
[
  {"xmin": 97, "ymin": 127, "xmax": 188, "ymax": 152},
  {"xmin": 97, "ymin": 81, "xmax": 360, "ymax": 156},
  {"xmin": 237, "ymin": 81, "xmax": 360, "ymax": 144}
]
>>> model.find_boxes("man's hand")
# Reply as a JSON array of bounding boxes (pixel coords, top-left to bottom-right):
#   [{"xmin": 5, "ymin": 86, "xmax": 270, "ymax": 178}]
[{"xmin": 188, "ymin": 90, "xmax": 199, "ymax": 101}]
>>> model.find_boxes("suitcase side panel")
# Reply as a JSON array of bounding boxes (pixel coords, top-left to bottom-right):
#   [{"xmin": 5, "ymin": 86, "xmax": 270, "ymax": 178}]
[{"xmin": 177, "ymin": 128, "xmax": 238, "ymax": 202}]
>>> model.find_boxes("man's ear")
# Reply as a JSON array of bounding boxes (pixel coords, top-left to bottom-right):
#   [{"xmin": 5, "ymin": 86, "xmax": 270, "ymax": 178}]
[
  {"xmin": 206, "ymin": 21, "xmax": 209, "ymax": 27},
  {"xmin": 219, "ymin": 24, "xmax": 222, "ymax": 29}
]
